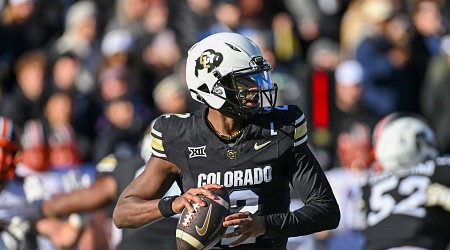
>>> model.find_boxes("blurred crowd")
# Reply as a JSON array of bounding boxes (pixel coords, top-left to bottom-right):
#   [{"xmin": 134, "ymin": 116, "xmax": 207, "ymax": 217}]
[{"xmin": 1, "ymin": 0, "xmax": 450, "ymax": 249}]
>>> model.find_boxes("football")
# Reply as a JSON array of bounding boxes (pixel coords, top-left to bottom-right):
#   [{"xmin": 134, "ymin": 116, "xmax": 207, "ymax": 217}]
[{"xmin": 176, "ymin": 188, "xmax": 230, "ymax": 250}]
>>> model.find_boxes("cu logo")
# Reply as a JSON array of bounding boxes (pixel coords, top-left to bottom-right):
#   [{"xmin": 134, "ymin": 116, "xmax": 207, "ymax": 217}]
[{"xmin": 194, "ymin": 49, "xmax": 223, "ymax": 77}]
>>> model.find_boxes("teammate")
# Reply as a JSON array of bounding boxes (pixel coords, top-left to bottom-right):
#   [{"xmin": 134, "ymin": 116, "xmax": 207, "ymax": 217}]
[
  {"xmin": 30, "ymin": 124, "xmax": 179, "ymax": 249},
  {"xmin": 113, "ymin": 32, "xmax": 340, "ymax": 249},
  {"xmin": 360, "ymin": 112, "xmax": 450, "ymax": 249}
]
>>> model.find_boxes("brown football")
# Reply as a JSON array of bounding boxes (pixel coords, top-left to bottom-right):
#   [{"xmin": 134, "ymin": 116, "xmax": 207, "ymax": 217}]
[{"xmin": 176, "ymin": 188, "xmax": 230, "ymax": 250}]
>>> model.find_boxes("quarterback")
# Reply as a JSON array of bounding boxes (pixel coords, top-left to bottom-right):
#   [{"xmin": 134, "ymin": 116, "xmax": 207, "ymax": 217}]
[{"xmin": 113, "ymin": 32, "xmax": 340, "ymax": 249}]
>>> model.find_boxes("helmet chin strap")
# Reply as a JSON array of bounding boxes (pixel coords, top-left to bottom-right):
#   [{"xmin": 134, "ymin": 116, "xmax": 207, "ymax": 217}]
[
  {"xmin": 221, "ymin": 104, "xmax": 253, "ymax": 120},
  {"xmin": 190, "ymin": 88, "xmax": 249, "ymax": 119}
]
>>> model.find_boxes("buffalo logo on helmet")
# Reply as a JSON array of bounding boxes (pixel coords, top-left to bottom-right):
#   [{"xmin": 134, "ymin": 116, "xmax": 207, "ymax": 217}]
[{"xmin": 195, "ymin": 49, "xmax": 223, "ymax": 77}]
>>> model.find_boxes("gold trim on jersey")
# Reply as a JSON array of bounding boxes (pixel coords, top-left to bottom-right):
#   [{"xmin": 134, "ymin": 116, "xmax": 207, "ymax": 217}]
[
  {"xmin": 151, "ymin": 127, "xmax": 167, "ymax": 158},
  {"xmin": 294, "ymin": 114, "xmax": 308, "ymax": 147},
  {"xmin": 294, "ymin": 123, "xmax": 307, "ymax": 140},
  {"xmin": 151, "ymin": 137, "xmax": 164, "ymax": 152}
]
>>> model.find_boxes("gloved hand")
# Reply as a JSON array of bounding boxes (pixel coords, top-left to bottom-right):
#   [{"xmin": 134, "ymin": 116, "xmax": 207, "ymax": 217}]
[{"xmin": 0, "ymin": 216, "xmax": 30, "ymax": 250}]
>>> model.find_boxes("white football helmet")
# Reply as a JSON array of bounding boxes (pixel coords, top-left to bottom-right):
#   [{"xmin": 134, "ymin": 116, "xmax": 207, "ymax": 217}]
[
  {"xmin": 186, "ymin": 32, "xmax": 277, "ymax": 118},
  {"xmin": 373, "ymin": 112, "xmax": 438, "ymax": 172}
]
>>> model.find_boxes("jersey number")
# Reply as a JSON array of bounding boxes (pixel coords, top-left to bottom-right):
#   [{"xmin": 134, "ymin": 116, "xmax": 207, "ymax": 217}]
[
  {"xmin": 221, "ymin": 189, "xmax": 259, "ymax": 245},
  {"xmin": 368, "ymin": 175, "xmax": 429, "ymax": 226}
]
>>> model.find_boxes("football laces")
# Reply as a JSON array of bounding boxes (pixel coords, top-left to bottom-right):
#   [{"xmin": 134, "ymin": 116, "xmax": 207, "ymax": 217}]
[{"xmin": 182, "ymin": 202, "xmax": 202, "ymax": 227}]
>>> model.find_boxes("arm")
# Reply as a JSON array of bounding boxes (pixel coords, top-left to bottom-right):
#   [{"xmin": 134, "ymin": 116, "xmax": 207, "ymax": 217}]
[
  {"xmin": 41, "ymin": 176, "xmax": 117, "ymax": 217},
  {"xmin": 112, "ymin": 157, "xmax": 220, "ymax": 229},
  {"xmin": 222, "ymin": 146, "xmax": 340, "ymax": 247},
  {"xmin": 264, "ymin": 145, "xmax": 340, "ymax": 237}
]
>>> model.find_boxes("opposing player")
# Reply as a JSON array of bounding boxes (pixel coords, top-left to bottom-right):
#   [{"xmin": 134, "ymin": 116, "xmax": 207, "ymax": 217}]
[
  {"xmin": 361, "ymin": 112, "xmax": 450, "ymax": 249},
  {"xmin": 113, "ymin": 32, "xmax": 340, "ymax": 249}
]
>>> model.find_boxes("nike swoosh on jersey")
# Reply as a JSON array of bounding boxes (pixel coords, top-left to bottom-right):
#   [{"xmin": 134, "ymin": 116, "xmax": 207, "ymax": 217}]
[
  {"xmin": 196, "ymin": 205, "xmax": 212, "ymax": 236},
  {"xmin": 254, "ymin": 141, "xmax": 271, "ymax": 150}
]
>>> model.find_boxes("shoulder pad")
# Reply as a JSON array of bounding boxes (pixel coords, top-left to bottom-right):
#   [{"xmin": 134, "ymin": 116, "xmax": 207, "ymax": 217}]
[
  {"xmin": 151, "ymin": 113, "xmax": 192, "ymax": 159},
  {"xmin": 263, "ymin": 105, "xmax": 308, "ymax": 146},
  {"xmin": 270, "ymin": 105, "xmax": 308, "ymax": 147}
]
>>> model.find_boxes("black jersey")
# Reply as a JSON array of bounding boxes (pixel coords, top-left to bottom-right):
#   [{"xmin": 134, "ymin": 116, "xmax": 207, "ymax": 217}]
[
  {"xmin": 95, "ymin": 154, "xmax": 178, "ymax": 249},
  {"xmin": 151, "ymin": 105, "xmax": 340, "ymax": 249},
  {"xmin": 361, "ymin": 156, "xmax": 450, "ymax": 250},
  {"xmin": 95, "ymin": 154, "xmax": 145, "ymax": 217}
]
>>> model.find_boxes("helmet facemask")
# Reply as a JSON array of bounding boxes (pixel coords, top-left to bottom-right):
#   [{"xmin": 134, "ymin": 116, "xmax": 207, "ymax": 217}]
[{"xmin": 212, "ymin": 57, "xmax": 278, "ymax": 119}]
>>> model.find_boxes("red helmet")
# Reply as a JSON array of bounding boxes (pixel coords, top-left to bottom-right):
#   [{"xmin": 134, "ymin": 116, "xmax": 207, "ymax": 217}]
[{"xmin": 0, "ymin": 117, "xmax": 22, "ymax": 181}]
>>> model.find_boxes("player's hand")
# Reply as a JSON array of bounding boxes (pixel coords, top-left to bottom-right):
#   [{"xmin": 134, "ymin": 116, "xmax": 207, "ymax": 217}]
[
  {"xmin": 222, "ymin": 212, "xmax": 266, "ymax": 247},
  {"xmin": 171, "ymin": 184, "xmax": 222, "ymax": 213}
]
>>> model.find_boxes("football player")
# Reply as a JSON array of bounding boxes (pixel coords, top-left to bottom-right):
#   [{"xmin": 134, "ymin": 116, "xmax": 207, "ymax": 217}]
[
  {"xmin": 361, "ymin": 112, "xmax": 450, "ymax": 249},
  {"xmin": 31, "ymin": 123, "xmax": 180, "ymax": 249},
  {"xmin": 113, "ymin": 32, "xmax": 340, "ymax": 249}
]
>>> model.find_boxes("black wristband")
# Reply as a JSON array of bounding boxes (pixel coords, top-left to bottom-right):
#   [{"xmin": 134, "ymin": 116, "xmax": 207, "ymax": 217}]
[{"xmin": 158, "ymin": 195, "xmax": 179, "ymax": 218}]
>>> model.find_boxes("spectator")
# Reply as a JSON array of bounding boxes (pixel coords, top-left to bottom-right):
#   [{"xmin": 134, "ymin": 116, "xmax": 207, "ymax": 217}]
[
  {"xmin": 167, "ymin": 0, "xmax": 215, "ymax": 53},
  {"xmin": 197, "ymin": 0, "xmax": 255, "ymax": 42},
  {"xmin": 355, "ymin": 0, "xmax": 411, "ymax": 117},
  {"xmin": 283, "ymin": 0, "xmax": 350, "ymax": 52},
  {"xmin": 421, "ymin": 35, "xmax": 450, "ymax": 154},
  {"xmin": 104, "ymin": 0, "xmax": 149, "ymax": 36},
  {"xmin": 339, "ymin": 0, "xmax": 378, "ymax": 59},
  {"xmin": 48, "ymin": 0, "xmax": 101, "ymax": 95},
  {"xmin": 271, "ymin": 11, "xmax": 302, "ymax": 67},
  {"xmin": 409, "ymin": 0, "xmax": 447, "ymax": 114},
  {"xmin": 302, "ymin": 37, "xmax": 341, "ymax": 169},
  {"xmin": 136, "ymin": 30, "xmax": 182, "ymax": 115},
  {"xmin": 94, "ymin": 65, "xmax": 151, "ymax": 134},
  {"xmin": 0, "ymin": 0, "xmax": 48, "ymax": 92},
  {"xmin": 48, "ymin": 52, "xmax": 97, "ymax": 161},
  {"xmin": 1, "ymin": 50, "xmax": 48, "ymax": 129},
  {"xmin": 101, "ymin": 28, "xmax": 135, "ymax": 69},
  {"xmin": 93, "ymin": 97, "xmax": 144, "ymax": 163},
  {"xmin": 43, "ymin": 92, "xmax": 83, "ymax": 169},
  {"xmin": 152, "ymin": 75, "xmax": 189, "ymax": 115},
  {"xmin": 327, "ymin": 60, "xmax": 378, "ymax": 166}
]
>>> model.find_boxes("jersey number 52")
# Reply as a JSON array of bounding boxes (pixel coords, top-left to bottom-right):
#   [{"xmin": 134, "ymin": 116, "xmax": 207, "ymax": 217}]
[{"xmin": 368, "ymin": 175, "xmax": 429, "ymax": 226}]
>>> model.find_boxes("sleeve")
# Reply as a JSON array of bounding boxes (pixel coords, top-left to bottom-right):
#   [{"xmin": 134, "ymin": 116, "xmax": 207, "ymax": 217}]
[
  {"xmin": 263, "ymin": 144, "xmax": 340, "ymax": 238},
  {"xmin": 150, "ymin": 116, "xmax": 168, "ymax": 159}
]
